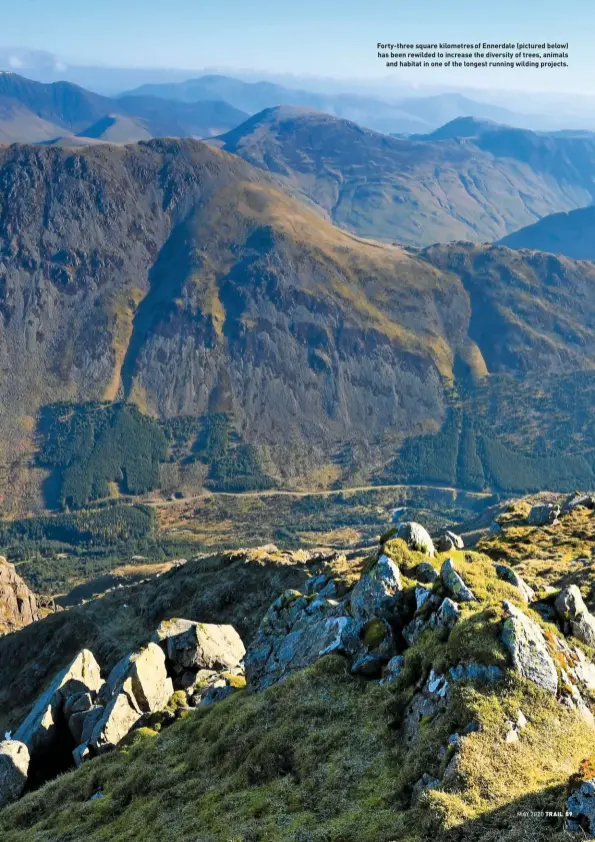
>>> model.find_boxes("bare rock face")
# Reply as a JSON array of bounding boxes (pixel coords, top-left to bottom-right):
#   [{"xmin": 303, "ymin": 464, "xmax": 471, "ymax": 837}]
[
  {"xmin": 0, "ymin": 740, "xmax": 29, "ymax": 808},
  {"xmin": 0, "ymin": 556, "xmax": 38, "ymax": 633},
  {"xmin": 245, "ymin": 590, "xmax": 360, "ymax": 690}
]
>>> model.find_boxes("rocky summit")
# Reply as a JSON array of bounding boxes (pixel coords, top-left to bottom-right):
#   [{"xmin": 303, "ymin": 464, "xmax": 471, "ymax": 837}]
[{"xmin": 3, "ymin": 497, "xmax": 595, "ymax": 839}]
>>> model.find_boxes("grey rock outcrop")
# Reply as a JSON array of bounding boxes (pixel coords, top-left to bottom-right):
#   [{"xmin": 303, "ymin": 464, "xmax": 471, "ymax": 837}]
[
  {"xmin": 555, "ymin": 585, "xmax": 595, "ymax": 646},
  {"xmin": 415, "ymin": 561, "xmax": 439, "ymax": 584},
  {"xmin": 0, "ymin": 740, "xmax": 29, "ymax": 808},
  {"xmin": 500, "ymin": 601, "xmax": 558, "ymax": 695},
  {"xmin": 102, "ymin": 642, "xmax": 174, "ymax": 713},
  {"xmin": 396, "ymin": 523, "xmax": 435, "ymax": 556},
  {"xmin": 494, "ymin": 564, "xmax": 535, "ymax": 603},
  {"xmin": 563, "ymin": 492, "xmax": 595, "ymax": 513},
  {"xmin": 14, "ymin": 649, "xmax": 103, "ymax": 753},
  {"xmin": 440, "ymin": 558, "xmax": 476, "ymax": 602},
  {"xmin": 349, "ymin": 554, "xmax": 403, "ymax": 623},
  {"xmin": 403, "ymin": 670, "xmax": 449, "ymax": 747},
  {"xmin": 90, "ymin": 689, "xmax": 142, "ymax": 754},
  {"xmin": 411, "ymin": 772, "xmax": 440, "ymax": 804},
  {"xmin": 449, "ymin": 663, "xmax": 503, "ymax": 684}
]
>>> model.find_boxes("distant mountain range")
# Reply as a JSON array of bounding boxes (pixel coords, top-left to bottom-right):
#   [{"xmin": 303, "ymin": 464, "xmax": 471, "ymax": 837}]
[
  {"xmin": 123, "ymin": 76, "xmax": 553, "ymax": 135},
  {"xmin": 4, "ymin": 74, "xmax": 595, "ymax": 247},
  {"xmin": 500, "ymin": 204, "xmax": 595, "ymax": 260},
  {"xmin": 0, "ymin": 73, "xmax": 248, "ymax": 143},
  {"xmin": 211, "ymin": 109, "xmax": 595, "ymax": 245}
]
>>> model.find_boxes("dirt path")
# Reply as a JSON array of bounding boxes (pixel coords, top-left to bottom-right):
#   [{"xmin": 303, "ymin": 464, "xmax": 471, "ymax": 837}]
[{"xmin": 149, "ymin": 482, "xmax": 495, "ymax": 508}]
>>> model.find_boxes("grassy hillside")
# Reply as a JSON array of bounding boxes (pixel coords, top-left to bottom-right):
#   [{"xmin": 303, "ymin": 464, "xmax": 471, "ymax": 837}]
[{"xmin": 4, "ymin": 502, "xmax": 595, "ymax": 839}]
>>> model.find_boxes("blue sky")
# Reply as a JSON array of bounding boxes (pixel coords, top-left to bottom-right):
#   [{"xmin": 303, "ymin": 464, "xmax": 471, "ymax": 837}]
[{"xmin": 0, "ymin": 0, "xmax": 590, "ymax": 91}]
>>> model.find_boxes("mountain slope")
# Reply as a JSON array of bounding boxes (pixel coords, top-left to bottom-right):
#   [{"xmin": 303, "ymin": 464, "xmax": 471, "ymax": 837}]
[
  {"xmin": 499, "ymin": 204, "xmax": 595, "ymax": 259},
  {"xmin": 116, "ymin": 95, "xmax": 249, "ymax": 138},
  {"xmin": 0, "ymin": 73, "xmax": 248, "ymax": 142},
  {"xmin": 213, "ymin": 107, "xmax": 595, "ymax": 246},
  {"xmin": 5, "ymin": 140, "xmax": 595, "ymax": 513},
  {"xmin": 0, "ymin": 138, "xmax": 471, "ymax": 512},
  {"xmin": 76, "ymin": 114, "xmax": 152, "ymax": 143}
]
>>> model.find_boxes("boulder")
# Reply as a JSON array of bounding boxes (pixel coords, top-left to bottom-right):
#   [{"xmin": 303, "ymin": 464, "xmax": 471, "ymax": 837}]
[
  {"xmin": 197, "ymin": 684, "xmax": 233, "ymax": 707},
  {"xmin": 527, "ymin": 503, "xmax": 560, "ymax": 527},
  {"xmin": 350, "ymin": 554, "xmax": 402, "ymax": 624},
  {"xmin": 103, "ymin": 642, "xmax": 173, "ymax": 713},
  {"xmin": 89, "ymin": 687, "xmax": 142, "ymax": 754},
  {"xmin": 440, "ymin": 558, "xmax": 476, "ymax": 602},
  {"xmin": 436, "ymin": 531, "xmax": 464, "ymax": 552},
  {"xmin": 0, "ymin": 557, "xmax": 39, "ymax": 633},
  {"xmin": 351, "ymin": 618, "xmax": 396, "ymax": 677},
  {"xmin": 567, "ymin": 779, "xmax": 595, "ymax": 835},
  {"xmin": 14, "ymin": 649, "xmax": 103, "ymax": 753},
  {"xmin": 500, "ymin": 601, "xmax": 558, "ymax": 695},
  {"xmin": 555, "ymin": 585, "xmax": 595, "ymax": 646},
  {"xmin": 0, "ymin": 741, "xmax": 29, "ymax": 808},
  {"xmin": 396, "ymin": 522, "xmax": 435, "ymax": 556},
  {"xmin": 494, "ymin": 564, "xmax": 535, "ymax": 603},
  {"xmin": 154, "ymin": 619, "xmax": 245, "ymax": 674},
  {"xmin": 415, "ymin": 561, "xmax": 439, "ymax": 584},
  {"xmin": 563, "ymin": 492, "xmax": 595, "ymax": 513}
]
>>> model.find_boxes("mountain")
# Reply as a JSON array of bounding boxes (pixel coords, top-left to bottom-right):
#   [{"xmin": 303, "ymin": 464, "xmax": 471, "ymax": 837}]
[
  {"xmin": 0, "ymin": 137, "xmax": 474, "ymax": 513},
  {"xmin": 123, "ymin": 74, "xmax": 548, "ymax": 135},
  {"xmin": 212, "ymin": 107, "xmax": 595, "ymax": 245},
  {"xmin": 0, "ymin": 73, "xmax": 248, "ymax": 143},
  {"xmin": 4, "ymin": 140, "xmax": 595, "ymax": 514},
  {"xmin": 499, "ymin": 204, "xmax": 595, "ymax": 260},
  {"xmin": 76, "ymin": 114, "xmax": 152, "ymax": 143},
  {"xmin": 0, "ymin": 71, "xmax": 112, "ymax": 133},
  {"xmin": 3, "ymin": 496, "xmax": 595, "ymax": 839},
  {"xmin": 116, "ymin": 96, "xmax": 249, "ymax": 138}
]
